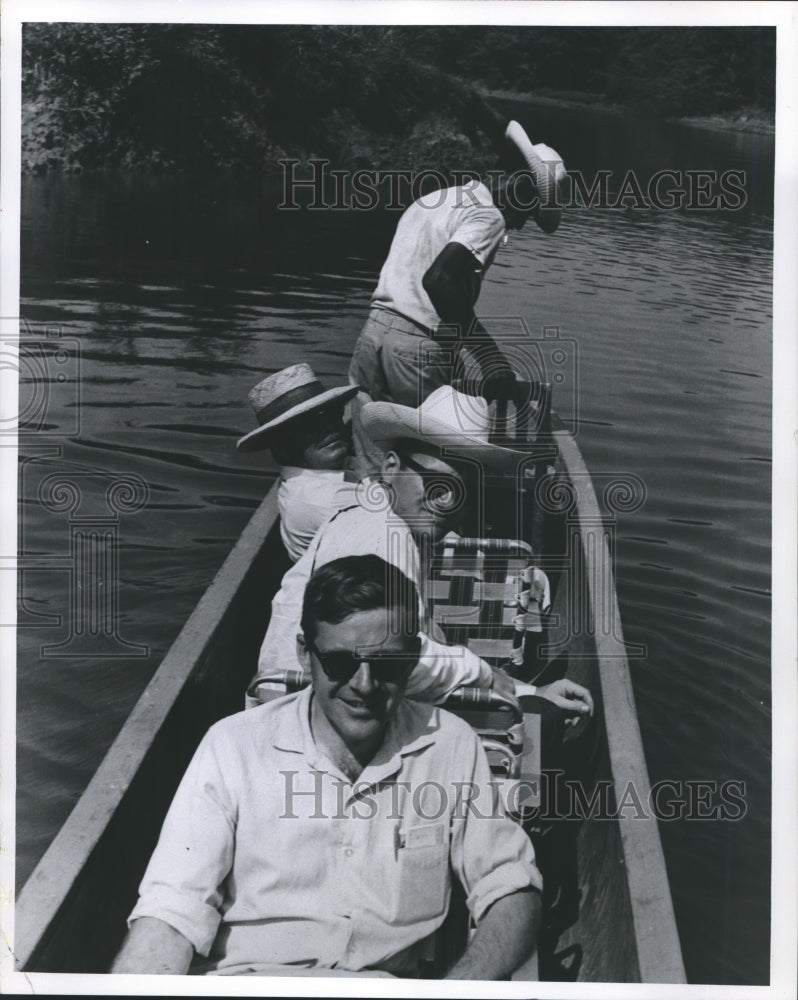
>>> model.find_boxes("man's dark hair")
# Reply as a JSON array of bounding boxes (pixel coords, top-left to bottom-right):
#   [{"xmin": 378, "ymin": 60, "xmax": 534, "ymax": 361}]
[{"xmin": 300, "ymin": 555, "xmax": 419, "ymax": 643}]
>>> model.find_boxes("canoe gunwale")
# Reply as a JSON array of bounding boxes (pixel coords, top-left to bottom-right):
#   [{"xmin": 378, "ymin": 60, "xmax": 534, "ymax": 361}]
[
  {"xmin": 553, "ymin": 427, "xmax": 686, "ymax": 984},
  {"xmin": 13, "ymin": 484, "xmax": 282, "ymax": 971}
]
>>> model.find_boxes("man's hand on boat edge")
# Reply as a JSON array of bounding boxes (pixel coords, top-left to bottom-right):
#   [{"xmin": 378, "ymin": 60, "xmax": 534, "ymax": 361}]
[
  {"xmin": 489, "ymin": 668, "xmax": 594, "ymax": 726},
  {"xmin": 535, "ymin": 678, "xmax": 595, "ymax": 725}
]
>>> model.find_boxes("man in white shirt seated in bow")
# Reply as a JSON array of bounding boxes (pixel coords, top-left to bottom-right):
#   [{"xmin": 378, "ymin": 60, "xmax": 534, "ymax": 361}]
[
  {"xmin": 237, "ymin": 363, "xmax": 367, "ymax": 563},
  {"xmin": 249, "ymin": 384, "xmax": 592, "ymax": 718},
  {"xmin": 111, "ymin": 555, "xmax": 542, "ymax": 979}
]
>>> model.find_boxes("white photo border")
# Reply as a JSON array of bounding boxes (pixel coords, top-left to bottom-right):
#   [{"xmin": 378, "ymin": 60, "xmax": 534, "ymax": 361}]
[{"xmin": 1, "ymin": 2, "xmax": 795, "ymax": 998}]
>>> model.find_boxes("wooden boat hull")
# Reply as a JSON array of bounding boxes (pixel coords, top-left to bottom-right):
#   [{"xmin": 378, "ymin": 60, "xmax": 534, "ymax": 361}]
[
  {"xmin": 14, "ymin": 422, "xmax": 685, "ymax": 982},
  {"xmin": 541, "ymin": 427, "xmax": 684, "ymax": 983}
]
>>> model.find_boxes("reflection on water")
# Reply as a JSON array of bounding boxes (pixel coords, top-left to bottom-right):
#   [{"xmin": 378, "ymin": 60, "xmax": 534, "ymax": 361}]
[{"xmin": 17, "ymin": 105, "xmax": 772, "ymax": 985}]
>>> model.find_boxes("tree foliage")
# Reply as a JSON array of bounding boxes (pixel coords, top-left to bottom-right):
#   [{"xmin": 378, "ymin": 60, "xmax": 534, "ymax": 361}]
[{"xmin": 21, "ymin": 24, "xmax": 775, "ymax": 172}]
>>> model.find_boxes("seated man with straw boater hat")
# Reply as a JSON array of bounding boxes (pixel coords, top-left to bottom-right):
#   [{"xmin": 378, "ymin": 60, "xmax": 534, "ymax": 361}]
[
  {"xmin": 251, "ymin": 384, "xmax": 591, "ymax": 719},
  {"xmin": 348, "ymin": 119, "xmax": 568, "ymax": 469},
  {"xmin": 237, "ymin": 363, "xmax": 366, "ymax": 562},
  {"xmin": 112, "ymin": 556, "xmax": 543, "ymax": 978}
]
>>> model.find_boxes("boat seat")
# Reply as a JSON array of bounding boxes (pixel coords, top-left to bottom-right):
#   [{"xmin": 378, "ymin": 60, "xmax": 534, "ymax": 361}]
[
  {"xmin": 430, "ymin": 534, "xmax": 545, "ymax": 674},
  {"xmin": 246, "ymin": 671, "xmax": 305, "ymax": 706},
  {"xmin": 438, "ymin": 686, "xmax": 525, "ymax": 778},
  {"xmin": 432, "ymin": 534, "xmax": 545, "ymax": 800}
]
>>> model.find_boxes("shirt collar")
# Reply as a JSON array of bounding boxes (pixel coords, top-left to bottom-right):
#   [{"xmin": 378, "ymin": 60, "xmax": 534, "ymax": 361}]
[
  {"xmin": 359, "ymin": 699, "xmax": 439, "ymax": 787},
  {"xmin": 280, "ymin": 465, "xmax": 346, "ymax": 481},
  {"xmin": 270, "ymin": 687, "xmax": 438, "ymax": 781},
  {"xmin": 269, "ymin": 685, "xmax": 316, "ymax": 755}
]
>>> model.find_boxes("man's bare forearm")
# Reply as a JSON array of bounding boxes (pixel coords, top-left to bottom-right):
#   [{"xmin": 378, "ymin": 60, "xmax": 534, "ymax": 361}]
[
  {"xmin": 423, "ymin": 243, "xmax": 514, "ymax": 381},
  {"xmin": 422, "ymin": 241, "xmax": 481, "ymax": 337},
  {"xmin": 462, "ymin": 321, "xmax": 508, "ymax": 362},
  {"xmin": 111, "ymin": 916, "xmax": 194, "ymax": 975},
  {"xmin": 444, "ymin": 888, "xmax": 541, "ymax": 980}
]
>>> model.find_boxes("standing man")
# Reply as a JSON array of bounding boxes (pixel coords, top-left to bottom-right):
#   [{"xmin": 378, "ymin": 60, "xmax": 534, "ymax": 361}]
[
  {"xmin": 112, "ymin": 556, "xmax": 542, "ymax": 979},
  {"xmin": 349, "ymin": 120, "xmax": 567, "ymax": 467}
]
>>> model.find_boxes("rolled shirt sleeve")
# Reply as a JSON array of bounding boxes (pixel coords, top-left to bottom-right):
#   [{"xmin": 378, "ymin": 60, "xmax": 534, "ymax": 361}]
[
  {"xmin": 449, "ymin": 724, "xmax": 543, "ymax": 925},
  {"xmin": 404, "ymin": 633, "xmax": 493, "ymax": 703},
  {"xmin": 449, "ymin": 205, "xmax": 506, "ymax": 269},
  {"xmin": 128, "ymin": 728, "xmax": 236, "ymax": 956}
]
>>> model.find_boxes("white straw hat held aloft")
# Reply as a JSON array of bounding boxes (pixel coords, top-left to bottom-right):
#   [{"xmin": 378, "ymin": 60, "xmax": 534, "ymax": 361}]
[{"xmin": 505, "ymin": 119, "xmax": 568, "ymax": 234}]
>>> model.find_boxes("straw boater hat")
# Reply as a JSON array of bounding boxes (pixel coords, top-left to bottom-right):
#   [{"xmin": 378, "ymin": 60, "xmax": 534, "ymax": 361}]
[
  {"xmin": 237, "ymin": 363, "xmax": 359, "ymax": 452},
  {"xmin": 360, "ymin": 385, "xmax": 529, "ymax": 474},
  {"xmin": 504, "ymin": 119, "xmax": 568, "ymax": 235}
]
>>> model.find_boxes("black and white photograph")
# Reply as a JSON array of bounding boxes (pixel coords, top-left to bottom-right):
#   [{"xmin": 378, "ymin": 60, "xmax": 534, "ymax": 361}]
[{"xmin": 1, "ymin": 1, "xmax": 795, "ymax": 996}]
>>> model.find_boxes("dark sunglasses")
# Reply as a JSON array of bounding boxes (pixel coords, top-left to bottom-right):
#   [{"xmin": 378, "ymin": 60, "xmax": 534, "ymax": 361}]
[
  {"xmin": 307, "ymin": 635, "xmax": 422, "ymax": 684},
  {"xmin": 400, "ymin": 455, "xmax": 465, "ymax": 515}
]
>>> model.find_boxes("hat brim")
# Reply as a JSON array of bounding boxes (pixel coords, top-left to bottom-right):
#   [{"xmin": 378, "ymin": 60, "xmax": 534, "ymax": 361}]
[
  {"xmin": 360, "ymin": 400, "xmax": 531, "ymax": 473},
  {"xmin": 505, "ymin": 121, "xmax": 567, "ymax": 235},
  {"xmin": 236, "ymin": 384, "xmax": 359, "ymax": 452}
]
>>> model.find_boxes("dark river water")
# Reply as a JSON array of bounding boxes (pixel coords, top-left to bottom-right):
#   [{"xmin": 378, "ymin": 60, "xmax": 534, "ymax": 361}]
[{"xmin": 16, "ymin": 100, "xmax": 773, "ymax": 985}]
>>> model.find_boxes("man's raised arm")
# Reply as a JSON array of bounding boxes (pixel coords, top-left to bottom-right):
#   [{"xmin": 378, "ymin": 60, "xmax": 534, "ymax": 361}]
[{"xmin": 111, "ymin": 916, "xmax": 194, "ymax": 975}]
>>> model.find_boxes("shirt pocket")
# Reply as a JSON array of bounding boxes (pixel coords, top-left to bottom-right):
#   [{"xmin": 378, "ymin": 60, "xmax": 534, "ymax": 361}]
[{"xmin": 391, "ymin": 825, "xmax": 450, "ymax": 925}]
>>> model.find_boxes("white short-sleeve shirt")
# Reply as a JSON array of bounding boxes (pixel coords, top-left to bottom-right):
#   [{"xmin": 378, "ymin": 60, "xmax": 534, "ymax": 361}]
[
  {"xmin": 371, "ymin": 181, "xmax": 505, "ymax": 331},
  {"xmin": 128, "ymin": 688, "xmax": 542, "ymax": 976},
  {"xmin": 277, "ymin": 467, "xmax": 351, "ymax": 562}
]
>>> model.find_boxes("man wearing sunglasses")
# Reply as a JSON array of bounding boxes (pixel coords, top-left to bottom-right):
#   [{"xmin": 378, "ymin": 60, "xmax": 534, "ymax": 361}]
[
  {"xmin": 113, "ymin": 556, "xmax": 542, "ymax": 978},
  {"xmin": 250, "ymin": 385, "xmax": 592, "ymax": 721}
]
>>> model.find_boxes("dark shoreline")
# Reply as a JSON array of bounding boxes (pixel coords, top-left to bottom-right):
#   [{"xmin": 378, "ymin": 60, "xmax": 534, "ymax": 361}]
[
  {"xmin": 21, "ymin": 74, "xmax": 774, "ymax": 176},
  {"xmin": 479, "ymin": 86, "xmax": 775, "ymax": 136}
]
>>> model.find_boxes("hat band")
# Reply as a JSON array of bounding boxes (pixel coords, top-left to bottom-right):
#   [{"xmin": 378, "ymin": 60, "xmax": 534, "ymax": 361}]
[{"xmin": 254, "ymin": 381, "xmax": 327, "ymax": 426}]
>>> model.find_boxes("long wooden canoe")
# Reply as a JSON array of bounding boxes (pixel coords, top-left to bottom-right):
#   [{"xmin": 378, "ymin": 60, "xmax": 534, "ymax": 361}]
[{"xmin": 14, "ymin": 398, "xmax": 686, "ymax": 983}]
